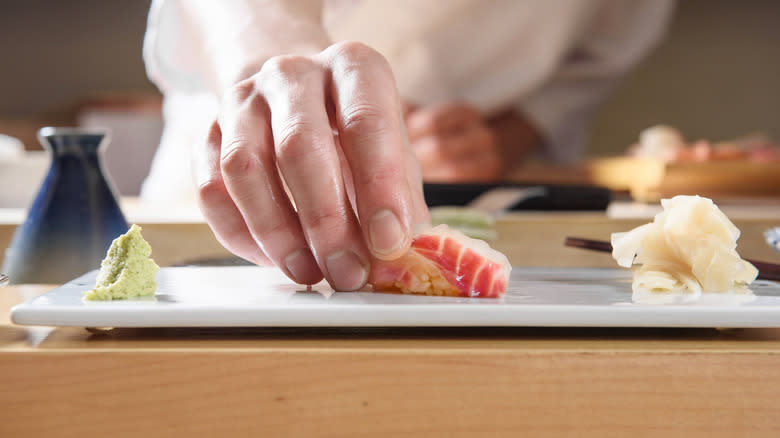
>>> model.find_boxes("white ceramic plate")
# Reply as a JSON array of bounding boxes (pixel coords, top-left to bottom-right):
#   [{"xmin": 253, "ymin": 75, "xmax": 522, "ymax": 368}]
[{"xmin": 10, "ymin": 266, "xmax": 780, "ymax": 328}]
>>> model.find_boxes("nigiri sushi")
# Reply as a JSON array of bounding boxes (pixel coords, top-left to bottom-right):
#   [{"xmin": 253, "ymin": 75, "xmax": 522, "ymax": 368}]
[{"xmin": 369, "ymin": 224, "xmax": 511, "ymax": 298}]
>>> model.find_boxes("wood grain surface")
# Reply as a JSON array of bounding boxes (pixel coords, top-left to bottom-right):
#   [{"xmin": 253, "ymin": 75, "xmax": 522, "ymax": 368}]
[
  {"xmin": 3, "ymin": 284, "xmax": 780, "ymax": 437},
  {"xmin": 3, "ymin": 348, "xmax": 779, "ymax": 437},
  {"xmin": 3, "ymin": 213, "xmax": 777, "ymax": 269},
  {"xmin": 2, "ymin": 200, "xmax": 780, "ymax": 436}
]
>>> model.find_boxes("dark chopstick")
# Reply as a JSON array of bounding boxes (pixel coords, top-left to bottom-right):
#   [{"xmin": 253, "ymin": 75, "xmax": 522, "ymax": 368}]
[
  {"xmin": 564, "ymin": 237, "xmax": 613, "ymax": 253},
  {"xmin": 564, "ymin": 237, "xmax": 780, "ymax": 282}
]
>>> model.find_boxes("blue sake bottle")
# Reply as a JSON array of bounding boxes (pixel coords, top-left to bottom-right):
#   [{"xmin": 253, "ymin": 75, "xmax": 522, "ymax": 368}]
[{"xmin": 2, "ymin": 127, "xmax": 128, "ymax": 284}]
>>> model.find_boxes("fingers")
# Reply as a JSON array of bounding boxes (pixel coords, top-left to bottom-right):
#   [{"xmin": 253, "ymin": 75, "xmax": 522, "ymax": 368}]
[
  {"xmin": 413, "ymin": 124, "xmax": 501, "ymax": 182},
  {"xmin": 414, "ymin": 122, "xmax": 495, "ymax": 161},
  {"xmin": 260, "ymin": 54, "xmax": 370, "ymax": 290},
  {"xmin": 405, "ymin": 102, "xmax": 482, "ymax": 142},
  {"xmin": 405, "ymin": 100, "xmax": 501, "ymax": 182},
  {"xmin": 402, "ymin": 136, "xmax": 432, "ymax": 227},
  {"xmin": 197, "ymin": 41, "xmax": 428, "ymax": 290},
  {"xmin": 321, "ymin": 41, "xmax": 416, "ymax": 261},
  {"xmin": 193, "ymin": 121, "xmax": 272, "ymax": 266},
  {"xmin": 399, "ymin": 104, "xmax": 430, "ymax": 227},
  {"xmin": 419, "ymin": 155, "xmax": 502, "ymax": 182},
  {"xmin": 219, "ymin": 79, "xmax": 323, "ymax": 285}
]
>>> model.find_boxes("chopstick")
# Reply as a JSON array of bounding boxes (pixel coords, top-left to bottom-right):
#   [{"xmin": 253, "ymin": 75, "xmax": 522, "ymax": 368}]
[{"xmin": 565, "ymin": 237, "xmax": 780, "ymax": 282}]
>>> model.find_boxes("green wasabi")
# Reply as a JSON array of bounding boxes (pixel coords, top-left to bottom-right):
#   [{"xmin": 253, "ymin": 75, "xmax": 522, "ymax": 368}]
[{"xmin": 84, "ymin": 224, "xmax": 159, "ymax": 301}]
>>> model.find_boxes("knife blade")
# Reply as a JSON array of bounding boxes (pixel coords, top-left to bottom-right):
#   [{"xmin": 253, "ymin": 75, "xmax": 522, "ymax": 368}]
[{"xmin": 466, "ymin": 186, "xmax": 548, "ymax": 216}]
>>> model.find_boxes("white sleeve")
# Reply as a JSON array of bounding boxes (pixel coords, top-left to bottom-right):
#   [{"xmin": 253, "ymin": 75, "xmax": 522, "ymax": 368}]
[
  {"xmin": 143, "ymin": 0, "xmax": 206, "ymax": 93},
  {"xmin": 519, "ymin": 0, "xmax": 676, "ymax": 163},
  {"xmin": 143, "ymin": 0, "xmax": 330, "ymax": 96}
]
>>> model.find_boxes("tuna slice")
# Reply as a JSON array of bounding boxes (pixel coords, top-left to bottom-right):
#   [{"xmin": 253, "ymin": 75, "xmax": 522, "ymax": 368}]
[{"xmin": 369, "ymin": 224, "xmax": 512, "ymax": 298}]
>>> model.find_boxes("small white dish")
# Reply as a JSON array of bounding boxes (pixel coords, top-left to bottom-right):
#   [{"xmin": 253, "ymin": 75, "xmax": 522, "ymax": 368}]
[{"xmin": 10, "ymin": 266, "xmax": 780, "ymax": 328}]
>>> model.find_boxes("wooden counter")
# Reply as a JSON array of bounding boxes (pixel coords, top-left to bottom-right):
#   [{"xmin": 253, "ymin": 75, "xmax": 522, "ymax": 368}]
[
  {"xmin": 2, "ymin": 283, "xmax": 780, "ymax": 436},
  {"xmin": 2, "ymin": 198, "xmax": 779, "ymax": 268},
  {"xmin": 2, "ymin": 199, "xmax": 780, "ymax": 436}
]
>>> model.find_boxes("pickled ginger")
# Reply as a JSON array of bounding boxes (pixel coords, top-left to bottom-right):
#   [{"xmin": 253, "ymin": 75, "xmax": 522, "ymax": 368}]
[{"xmin": 611, "ymin": 195, "xmax": 758, "ymax": 297}]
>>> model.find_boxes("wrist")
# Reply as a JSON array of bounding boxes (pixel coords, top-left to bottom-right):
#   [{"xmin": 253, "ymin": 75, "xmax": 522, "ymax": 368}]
[
  {"xmin": 213, "ymin": 43, "xmax": 327, "ymax": 97},
  {"xmin": 180, "ymin": 0, "xmax": 330, "ymax": 98}
]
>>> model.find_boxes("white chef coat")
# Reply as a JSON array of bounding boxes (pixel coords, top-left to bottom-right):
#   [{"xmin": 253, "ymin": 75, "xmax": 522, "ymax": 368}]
[{"xmin": 141, "ymin": 0, "xmax": 675, "ymax": 200}]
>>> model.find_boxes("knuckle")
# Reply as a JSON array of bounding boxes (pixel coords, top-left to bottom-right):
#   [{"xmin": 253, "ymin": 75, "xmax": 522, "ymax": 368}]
[
  {"xmin": 304, "ymin": 205, "xmax": 350, "ymax": 235},
  {"xmin": 355, "ymin": 163, "xmax": 402, "ymax": 187},
  {"xmin": 329, "ymin": 41, "xmax": 393, "ymax": 81},
  {"xmin": 220, "ymin": 140, "xmax": 261, "ymax": 176},
  {"xmin": 275, "ymin": 120, "xmax": 323, "ymax": 166},
  {"xmin": 196, "ymin": 177, "xmax": 227, "ymax": 206},
  {"xmin": 332, "ymin": 41, "xmax": 383, "ymax": 65},
  {"xmin": 257, "ymin": 218, "xmax": 292, "ymax": 243},
  {"xmin": 341, "ymin": 103, "xmax": 393, "ymax": 137},
  {"xmin": 261, "ymin": 54, "xmax": 319, "ymax": 80}
]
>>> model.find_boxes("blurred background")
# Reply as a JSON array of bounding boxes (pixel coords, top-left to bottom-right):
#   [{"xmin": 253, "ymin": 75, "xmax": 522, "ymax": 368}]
[{"xmin": 1, "ymin": 0, "xmax": 779, "ymax": 197}]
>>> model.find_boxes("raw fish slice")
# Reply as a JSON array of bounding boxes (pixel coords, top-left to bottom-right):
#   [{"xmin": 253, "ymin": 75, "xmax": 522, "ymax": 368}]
[{"xmin": 369, "ymin": 224, "xmax": 511, "ymax": 298}]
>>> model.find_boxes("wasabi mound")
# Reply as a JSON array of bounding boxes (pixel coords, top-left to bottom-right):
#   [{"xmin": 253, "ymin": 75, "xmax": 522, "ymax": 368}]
[{"xmin": 84, "ymin": 224, "xmax": 159, "ymax": 301}]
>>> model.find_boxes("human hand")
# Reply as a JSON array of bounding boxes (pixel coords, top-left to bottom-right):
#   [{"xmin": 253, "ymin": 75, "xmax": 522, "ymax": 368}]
[
  {"xmin": 405, "ymin": 102, "xmax": 502, "ymax": 182},
  {"xmin": 192, "ymin": 41, "xmax": 429, "ymax": 290}
]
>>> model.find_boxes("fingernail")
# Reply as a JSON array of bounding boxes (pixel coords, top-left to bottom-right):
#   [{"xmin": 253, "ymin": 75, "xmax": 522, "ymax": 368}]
[
  {"xmin": 284, "ymin": 248, "xmax": 320, "ymax": 284},
  {"xmin": 325, "ymin": 250, "xmax": 367, "ymax": 291},
  {"xmin": 369, "ymin": 209, "xmax": 407, "ymax": 257}
]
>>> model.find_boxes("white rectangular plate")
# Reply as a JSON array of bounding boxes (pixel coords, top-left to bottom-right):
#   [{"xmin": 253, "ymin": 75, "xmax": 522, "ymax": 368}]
[{"xmin": 10, "ymin": 267, "xmax": 780, "ymax": 328}]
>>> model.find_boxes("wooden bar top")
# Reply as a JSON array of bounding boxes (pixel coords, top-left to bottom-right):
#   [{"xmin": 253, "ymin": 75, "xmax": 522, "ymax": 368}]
[
  {"xmin": 2, "ymin": 197, "xmax": 779, "ymax": 268},
  {"xmin": 2, "ymin": 198, "xmax": 780, "ymax": 436},
  {"xmin": 2, "ymin": 283, "xmax": 780, "ymax": 436}
]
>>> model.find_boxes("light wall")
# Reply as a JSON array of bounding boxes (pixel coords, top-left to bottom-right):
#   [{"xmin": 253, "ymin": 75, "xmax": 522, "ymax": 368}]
[
  {"xmin": 588, "ymin": 0, "xmax": 780, "ymax": 156},
  {"xmin": 1, "ymin": 0, "xmax": 778, "ymax": 157},
  {"xmin": 0, "ymin": 0, "xmax": 155, "ymax": 117}
]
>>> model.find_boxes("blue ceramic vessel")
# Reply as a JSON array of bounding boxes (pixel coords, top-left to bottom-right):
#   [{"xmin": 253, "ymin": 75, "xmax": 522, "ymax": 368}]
[{"xmin": 2, "ymin": 127, "xmax": 129, "ymax": 284}]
